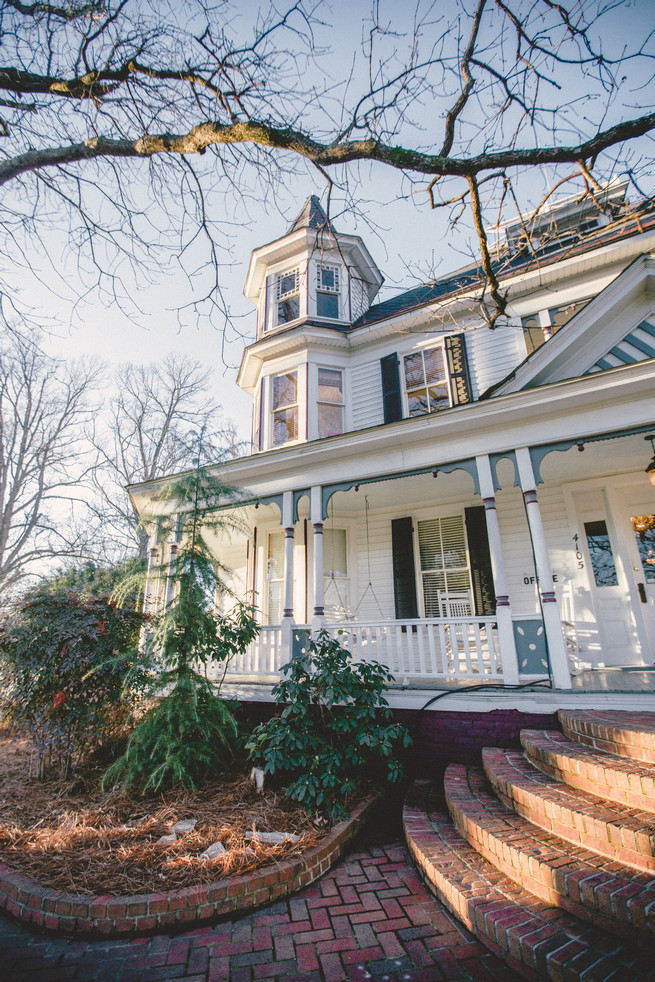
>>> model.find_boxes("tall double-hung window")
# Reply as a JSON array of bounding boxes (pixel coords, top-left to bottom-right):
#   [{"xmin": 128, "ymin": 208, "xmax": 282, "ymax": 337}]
[
  {"xmin": 316, "ymin": 263, "xmax": 340, "ymax": 319},
  {"xmin": 317, "ymin": 368, "xmax": 344, "ymax": 437},
  {"xmin": 271, "ymin": 372, "xmax": 298, "ymax": 446},
  {"xmin": 276, "ymin": 268, "xmax": 300, "ymax": 324},
  {"xmin": 417, "ymin": 515, "xmax": 472, "ymax": 617},
  {"xmin": 403, "ymin": 347, "xmax": 450, "ymax": 416}
]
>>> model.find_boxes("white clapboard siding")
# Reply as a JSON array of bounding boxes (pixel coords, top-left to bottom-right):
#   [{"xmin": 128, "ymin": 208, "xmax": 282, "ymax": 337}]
[
  {"xmin": 350, "ymin": 511, "xmax": 395, "ymax": 620},
  {"xmin": 351, "ymin": 360, "xmax": 384, "ymax": 430},
  {"xmin": 465, "ymin": 322, "xmax": 526, "ymax": 400}
]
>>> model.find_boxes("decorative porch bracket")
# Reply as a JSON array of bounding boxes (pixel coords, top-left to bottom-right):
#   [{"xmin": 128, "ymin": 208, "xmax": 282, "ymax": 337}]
[
  {"xmin": 320, "ymin": 459, "xmax": 480, "ymax": 519},
  {"xmin": 529, "ymin": 423, "xmax": 655, "ymax": 486}
]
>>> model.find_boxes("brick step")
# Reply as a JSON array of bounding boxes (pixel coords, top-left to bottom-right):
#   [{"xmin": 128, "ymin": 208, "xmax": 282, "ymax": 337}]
[
  {"xmin": 521, "ymin": 729, "xmax": 655, "ymax": 813},
  {"xmin": 482, "ymin": 746, "xmax": 655, "ymax": 873},
  {"xmin": 560, "ymin": 710, "xmax": 655, "ymax": 764},
  {"xmin": 403, "ymin": 781, "xmax": 654, "ymax": 982},
  {"xmin": 444, "ymin": 764, "xmax": 655, "ymax": 944}
]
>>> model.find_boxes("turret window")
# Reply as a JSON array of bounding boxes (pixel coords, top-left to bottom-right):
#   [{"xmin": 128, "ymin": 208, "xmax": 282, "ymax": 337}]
[
  {"xmin": 271, "ymin": 371, "xmax": 298, "ymax": 446},
  {"xmin": 316, "ymin": 263, "xmax": 340, "ymax": 319},
  {"xmin": 276, "ymin": 268, "xmax": 300, "ymax": 324}
]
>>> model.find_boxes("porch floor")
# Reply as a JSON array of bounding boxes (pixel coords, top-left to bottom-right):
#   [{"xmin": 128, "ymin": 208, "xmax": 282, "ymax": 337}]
[{"xmin": 569, "ymin": 666, "xmax": 655, "ymax": 692}]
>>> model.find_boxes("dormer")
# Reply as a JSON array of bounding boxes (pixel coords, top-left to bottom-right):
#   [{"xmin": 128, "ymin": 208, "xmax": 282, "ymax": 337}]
[{"xmin": 244, "ymin": 196, "xmax": 383, "ymax": 337}]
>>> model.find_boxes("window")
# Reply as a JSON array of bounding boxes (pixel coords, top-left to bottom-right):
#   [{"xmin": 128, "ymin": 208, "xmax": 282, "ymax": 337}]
[
  {"xmin": 316, "ymin": 263, "xmax": 340, "ymax": 319},
  {"xmin": 267, "ymin": 532, "xmax": 285, "ymax": 623},
  {"xmin": 318, "ymin": 368, "xmax": 344, "ymax": 437},
  {"xmin": 323, "ymin": 528, "xmax": 348, "ymax": 615},
  {"xmin": 584, "ymin": 520, "xmax": 618, "ymax": 587},
  {"xmin": 276, "ymin": 268, "xmax": 300, "ymax": 324},
  {"xmin": 271, "ymin": 372, "xmax": 298, "ymax": 446},
  {"xmin": 417, "ymin": 516, "xmax": 472, "ymax": 617},
  {"xmin": 403, "ymin": 347, "xmax": 450, "ymax": 417}
]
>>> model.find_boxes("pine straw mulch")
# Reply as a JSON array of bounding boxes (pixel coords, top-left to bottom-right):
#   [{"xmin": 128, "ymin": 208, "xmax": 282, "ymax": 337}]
[{"xmin": 0, "ymin": 733, "xmax": 330, "ymax": 897}]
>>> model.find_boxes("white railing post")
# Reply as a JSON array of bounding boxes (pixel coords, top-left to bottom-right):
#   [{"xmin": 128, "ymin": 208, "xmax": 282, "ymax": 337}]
[
  {"xmin": 476, "ymin": 455, "xmax": 519, "ymax": 685},
  {"xmin": 515, "ymin": 447, "xmax": 571, "ymax": 689},
  {"xmin": 311, "ymin": 485, "xmax": 325, "ymax": 633}
]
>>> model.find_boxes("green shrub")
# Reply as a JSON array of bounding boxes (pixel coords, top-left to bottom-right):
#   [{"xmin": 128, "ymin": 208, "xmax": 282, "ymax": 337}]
[
  {"xmin": 0, "ymin": 592, "xmax": 146, "ymax": 777},
  {"xmin": 246, "ymin": 630, "xmax": 411, "ymax": 819}
]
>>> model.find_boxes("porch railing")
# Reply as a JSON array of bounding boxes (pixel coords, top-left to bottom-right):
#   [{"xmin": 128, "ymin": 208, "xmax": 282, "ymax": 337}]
[
  {"xmin": 221, "ymin": 625, "xmax": 283, "ymax": 678},
  {"xmin": 327, "ymin": 618, "xmax": 502, "ymax": 682},
  {"xmin": 222, "ymin": 617, "xmax": 502, "ymax": 684}
]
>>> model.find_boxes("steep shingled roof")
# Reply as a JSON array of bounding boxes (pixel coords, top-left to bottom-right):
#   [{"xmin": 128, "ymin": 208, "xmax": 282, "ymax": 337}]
[{"xmin": 287, "ymin": 195, "xmax": 334, "ymax": 233}]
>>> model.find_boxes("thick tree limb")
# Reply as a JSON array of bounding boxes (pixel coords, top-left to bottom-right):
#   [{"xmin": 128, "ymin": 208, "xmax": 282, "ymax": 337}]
[{"xmin": 2, "ymin": 112, "xmax": 654, "ymax": 187}]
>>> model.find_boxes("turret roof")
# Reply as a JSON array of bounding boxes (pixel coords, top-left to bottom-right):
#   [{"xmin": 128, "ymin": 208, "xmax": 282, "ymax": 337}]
[{"xmin": 287, "ymin": 195, "xmax": 334, "ymax": 233}]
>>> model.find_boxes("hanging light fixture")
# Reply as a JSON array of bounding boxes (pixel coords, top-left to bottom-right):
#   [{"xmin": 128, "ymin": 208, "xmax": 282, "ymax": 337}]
[{"xmin": 645, "ymin": 435, "xmax": 655, "ymax": 488}]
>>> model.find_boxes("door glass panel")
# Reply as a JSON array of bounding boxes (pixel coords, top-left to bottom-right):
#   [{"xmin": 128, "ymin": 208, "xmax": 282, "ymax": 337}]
[
  {"xmin": 584, "ymin": 520, "xmax": 618, "ymax": 587},
  {"xmin": 632, "ymin": 515, "xmax": 655, "ymax": 584}
]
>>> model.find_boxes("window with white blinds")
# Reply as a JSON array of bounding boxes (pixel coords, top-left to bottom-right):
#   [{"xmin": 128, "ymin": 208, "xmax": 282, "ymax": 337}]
[
  {"xmin": 403, "ymin": 347, "xmax": 450, "ymax": 416},
  {"xmin": 417, "ymin": 515, "xmax": 473, "ymax": 617},
  {"xmin": 323, "ymin": 528, "xmax": 348, "ymax": 616},
  {"xmin": 266, "ymin": 531, "xmax": 285, "ymax": 623}
]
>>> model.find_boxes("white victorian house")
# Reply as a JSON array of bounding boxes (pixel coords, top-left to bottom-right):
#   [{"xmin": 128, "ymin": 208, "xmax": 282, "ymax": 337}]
[{"xmin": 130, "ymin": 185, "xmax": 655, "ymax": 714}]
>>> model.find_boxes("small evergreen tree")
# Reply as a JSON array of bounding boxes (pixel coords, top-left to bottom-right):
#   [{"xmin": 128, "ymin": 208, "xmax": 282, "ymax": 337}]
[{"xmin": 104, "ymin": 438, "xmax": 258, "ymax": 793}]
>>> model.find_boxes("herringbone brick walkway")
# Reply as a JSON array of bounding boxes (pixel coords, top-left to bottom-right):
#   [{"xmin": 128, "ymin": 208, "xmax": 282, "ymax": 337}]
[{"xmin": 0, "ymin": 840, "xmax": 518, "ymax": 981}]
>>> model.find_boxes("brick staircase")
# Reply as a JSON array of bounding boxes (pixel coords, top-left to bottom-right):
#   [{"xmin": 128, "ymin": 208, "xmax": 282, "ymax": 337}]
[{"xmin": 403, "ymin": 709, "xmax": 655, "ymax": 981}]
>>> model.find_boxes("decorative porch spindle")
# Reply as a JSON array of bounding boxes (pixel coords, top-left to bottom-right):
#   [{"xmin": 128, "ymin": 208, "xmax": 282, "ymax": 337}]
[
  {"xmin": 475, "ymin": 455, "xmax": 519, "ymax": 685},
  {"xmin": 515, "ymin": 447, "xmax": 571, "ymax": 689}
]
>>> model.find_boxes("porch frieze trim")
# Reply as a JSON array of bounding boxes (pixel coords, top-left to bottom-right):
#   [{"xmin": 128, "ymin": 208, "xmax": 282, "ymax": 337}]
[
  {"xmin": 320, "ymin": 459, "xmax": 480, "ymax": 519},
  {"xmin": 528, "ymin": 422, "xmax": 655, "ymax": 485}
]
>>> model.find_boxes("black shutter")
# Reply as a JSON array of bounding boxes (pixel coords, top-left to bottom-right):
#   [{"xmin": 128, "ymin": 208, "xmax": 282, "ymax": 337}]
[
  {"xmin": 445, "ymin": 333, "xmax": 472, "ymax": 405},
  {"xmin": 381, "ymin": 353, "xmax": 402, "ymax": 422},
  {"xmin": 391, "ymin": 517, "xmax": 418, "ymax": 619},
  {"xmin": 465, "ymin": 506, "xmax": 496, "ymax": 616}
]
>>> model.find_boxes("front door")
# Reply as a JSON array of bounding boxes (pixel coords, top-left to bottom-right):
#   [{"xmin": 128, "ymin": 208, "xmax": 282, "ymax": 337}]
[{"xmin": 573, "ymin": 489, "xmax": 645, "ymax": 666}]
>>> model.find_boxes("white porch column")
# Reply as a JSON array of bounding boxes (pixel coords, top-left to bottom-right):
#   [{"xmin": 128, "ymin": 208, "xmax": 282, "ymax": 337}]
[
  {"xmin": 475, "ymin": 455, "xmax": 519, "ymax": 685},
  {"xmin": 163, "ymin": 514, "xmax": 180, "ymax": 613},
  {"xmin": 515, "ymin": 447, "xmax": 571, "ymax": 689},
  {"xmin": 142, "ymin": 536, "xmax": 159, "ymax": 616},
  {"xmin": 311, "ymin": 485, "xmax": 325, "ymax": 631},
  {"xmin": 281, "ymin": 491, "xmax": 295, "ymax": 656}
]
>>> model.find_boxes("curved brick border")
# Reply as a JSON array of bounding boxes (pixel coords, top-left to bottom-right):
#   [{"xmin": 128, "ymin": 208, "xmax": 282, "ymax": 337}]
[{"xmin": 0, "ymin": 795, "xmax": 378, "ymax": 938}]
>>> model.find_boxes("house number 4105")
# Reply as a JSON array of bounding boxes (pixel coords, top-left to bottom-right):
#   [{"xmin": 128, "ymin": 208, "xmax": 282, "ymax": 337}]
[{"xmin": 573, "ymin": 533, "xmax": 584, "ymax": 569}]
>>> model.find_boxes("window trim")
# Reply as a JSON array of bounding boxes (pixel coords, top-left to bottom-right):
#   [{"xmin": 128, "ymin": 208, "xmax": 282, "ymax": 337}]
[{"xmin": 401, "ymin": 344, "xmax": 452, "ymax": 419}]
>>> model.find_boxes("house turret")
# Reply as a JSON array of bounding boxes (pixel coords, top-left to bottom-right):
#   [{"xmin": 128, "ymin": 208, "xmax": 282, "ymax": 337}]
[
  {"xmin": 243, "ymin": 195, "xmax": 383, "ymax": 336},
  {"xmin": 239, "ymin": 195, "xmax": 383, "ymax": 451}
]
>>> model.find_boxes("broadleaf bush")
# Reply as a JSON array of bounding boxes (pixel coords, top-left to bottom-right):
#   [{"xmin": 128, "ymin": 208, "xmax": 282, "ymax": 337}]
[
  {"xmin": 246, "ymin": 630, "xmax": 411, "ymax": 819},
  {"xmin": 0, "ymin": 592, "xmax": 146, "ymax": 777}
]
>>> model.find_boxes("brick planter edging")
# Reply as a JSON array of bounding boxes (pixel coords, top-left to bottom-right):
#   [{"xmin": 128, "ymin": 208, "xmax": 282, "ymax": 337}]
[{"xmin": 0, "ymin": 795, "xmax": 379, "ymax": 938}]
